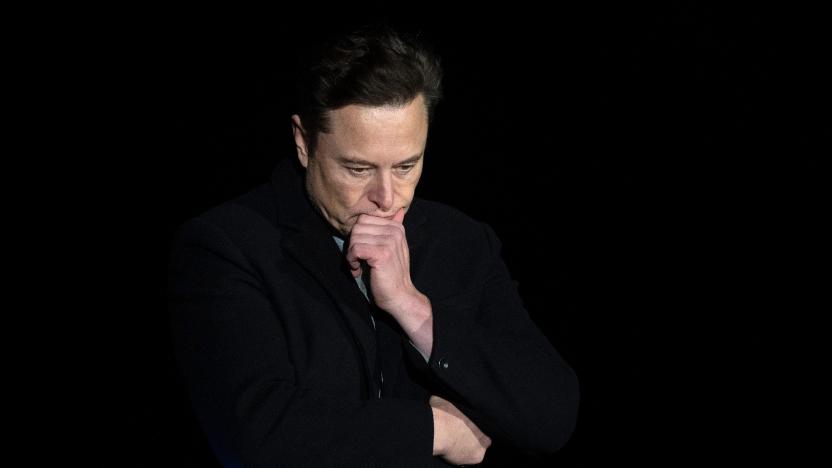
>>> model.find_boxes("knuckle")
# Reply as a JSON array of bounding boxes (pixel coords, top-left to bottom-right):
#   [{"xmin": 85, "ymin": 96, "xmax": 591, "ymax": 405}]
[{"xmin": 386, "ymin": 229, "xmax": 402, "ymax": 244}]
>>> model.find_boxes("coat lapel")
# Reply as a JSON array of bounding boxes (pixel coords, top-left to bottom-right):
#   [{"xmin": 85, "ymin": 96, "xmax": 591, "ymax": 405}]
[
  {"xmin": 271, "ymin": 158, "xmax": 378, "ymax": 395},
  {"xmin": 281, "ymin": 216, "xmax": 379, "ymax": 384}
]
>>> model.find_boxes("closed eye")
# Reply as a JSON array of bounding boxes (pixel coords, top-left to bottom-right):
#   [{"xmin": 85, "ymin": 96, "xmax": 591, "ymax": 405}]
[
  {"xmin": 395, "ymin": 164, "xmax": 416, "ymax": 174},
  {"xmin": 347, "ymin": 167, "xmax": 371, "ymax": 176}
]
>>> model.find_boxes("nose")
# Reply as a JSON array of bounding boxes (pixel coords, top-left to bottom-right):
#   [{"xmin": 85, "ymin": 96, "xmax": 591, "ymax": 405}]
[{"xmin": 367, "ymin": 170, "xmax": 394, "ymax": 212}]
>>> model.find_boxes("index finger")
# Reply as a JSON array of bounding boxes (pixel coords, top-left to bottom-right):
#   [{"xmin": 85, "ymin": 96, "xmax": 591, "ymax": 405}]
[{"xmin": 355, "ymin": 211, "xmax": 405, "ymax": 226}]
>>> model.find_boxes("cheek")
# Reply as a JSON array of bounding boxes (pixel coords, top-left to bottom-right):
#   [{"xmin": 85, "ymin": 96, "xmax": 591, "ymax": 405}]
[
  {"xmin": 333, "ymin": 178, "xmax": 369, "ymax": 209},
  {"xmin": 394, "ymin": 179, "xmax": 419, "ymax": 200}
]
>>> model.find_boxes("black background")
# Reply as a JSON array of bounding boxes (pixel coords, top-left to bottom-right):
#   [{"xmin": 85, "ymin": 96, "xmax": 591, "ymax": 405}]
[{"xmin": 101, "ymin": 2, "xmax": 821, "ymax": 466}]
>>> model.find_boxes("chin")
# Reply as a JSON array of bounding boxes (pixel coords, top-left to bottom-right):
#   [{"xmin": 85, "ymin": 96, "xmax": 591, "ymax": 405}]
[
  {"xmin": 321, "ymin": 215, "xmax": 350, "ymax": 237},
  {"xmin": 340, "ymin": 220, "xmax": 357, "ymax": 236}
]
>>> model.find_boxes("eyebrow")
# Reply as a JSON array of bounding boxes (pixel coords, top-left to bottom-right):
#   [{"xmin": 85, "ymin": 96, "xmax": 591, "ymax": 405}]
[{"xmin": 335, "ymin": 153, "xmax": 423, "ymax": 167}]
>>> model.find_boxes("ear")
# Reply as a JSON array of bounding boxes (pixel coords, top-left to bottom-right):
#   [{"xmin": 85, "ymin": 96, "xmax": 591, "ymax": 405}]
[{"xmin": 291, "ymin": 114, "xmax": 310, "ymax": 168}]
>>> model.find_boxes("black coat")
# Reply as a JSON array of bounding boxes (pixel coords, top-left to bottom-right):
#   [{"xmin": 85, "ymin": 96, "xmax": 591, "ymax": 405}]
[{"xmin": 168, "ymin": 158, "xmax": 579, "ymax": 467}]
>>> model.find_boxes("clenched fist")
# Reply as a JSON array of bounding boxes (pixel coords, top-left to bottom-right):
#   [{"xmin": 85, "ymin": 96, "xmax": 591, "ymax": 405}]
[
  {"xmin": 346, "ymin": 208, "xmax": 414, "ymax": 312},
  {"xmin": 346, "ymin": 207, "xmax": 434, "ymax": 356}
]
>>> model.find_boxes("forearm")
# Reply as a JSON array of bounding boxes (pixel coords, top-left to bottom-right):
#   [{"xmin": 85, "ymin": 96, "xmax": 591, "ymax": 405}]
[
  {"xmin": 423, "ymin": 300, "xmax": 580, "ymax": 454},
  {"xmin": 392, "ymin": 290, "xmax": 434, "ymax": 359},
  {"xmin": 414, "ymin": 223, "xmax": 580, "ymax": 454}
]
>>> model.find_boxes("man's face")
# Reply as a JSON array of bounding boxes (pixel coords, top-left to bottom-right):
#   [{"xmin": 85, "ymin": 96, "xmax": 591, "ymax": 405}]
[{"xmin": 293, "ymin": 95, "xmax": 429, "ymax": 236}]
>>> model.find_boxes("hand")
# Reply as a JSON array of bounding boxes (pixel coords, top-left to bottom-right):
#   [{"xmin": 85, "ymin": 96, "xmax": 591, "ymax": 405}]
[
  {"xmin": 346, "ymin": 208, "xmax": 434, "ymax": 356},
  {"xmin": 345, "ymin": 208, "xmax": 418, "ymax": 316},
  {"xmin": 430, "ymin": 395, "xmax": 492, "ymax": 465}
]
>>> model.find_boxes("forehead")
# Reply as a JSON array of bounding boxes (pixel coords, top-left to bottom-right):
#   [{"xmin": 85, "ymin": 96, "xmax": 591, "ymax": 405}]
[{"xmin": 322, "ymin": 96, "xmax": 429, "ymax": 156}]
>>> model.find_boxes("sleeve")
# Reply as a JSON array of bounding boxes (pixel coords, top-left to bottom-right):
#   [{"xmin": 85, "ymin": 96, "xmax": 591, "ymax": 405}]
[
  {"xmin": 409, "ymin": 339, "xmax": 430, "ymax": 362},
  {"xmin": 402, "ymin": 222, "xmax": 580, "ymax": 455},
  {"xmin": 168, "ymin": 217, "xmax": 439, "ymax": 468}
]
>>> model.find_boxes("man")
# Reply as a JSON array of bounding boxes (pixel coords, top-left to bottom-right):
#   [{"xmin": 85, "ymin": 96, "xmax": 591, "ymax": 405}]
[{"xmin": 168, "ymin": 25, "xmax": 579, "ymax": 467}]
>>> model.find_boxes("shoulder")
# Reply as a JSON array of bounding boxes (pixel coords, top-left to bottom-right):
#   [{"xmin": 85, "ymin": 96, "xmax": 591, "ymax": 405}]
[
  {"xmin": 171, "ymin": 182, "xmax": 282, "ymax": 255},
  {"xmin": 202, "ymin": 183, "xmax": 277, "ymax": 230},
  {"xmin": 412, "ymin": 197, "xmax": 478, "ymax": 230},
  {"xmin": 410, "ymin": 197, "xmax": 500, "ymax": 252}
]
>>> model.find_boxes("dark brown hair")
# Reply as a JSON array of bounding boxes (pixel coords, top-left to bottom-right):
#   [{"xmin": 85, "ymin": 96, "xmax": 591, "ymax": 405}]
[{"xmin": 295, "ymin": 24, "xmax": 443, "ymax": 157}]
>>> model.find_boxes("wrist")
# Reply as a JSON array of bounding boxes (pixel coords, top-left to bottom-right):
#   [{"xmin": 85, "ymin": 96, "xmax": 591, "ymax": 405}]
[
  {"xmin": 431, "ymin": 406, "xmax": 449, "ymax": 456},
  {"xmin": 394, "ymin": 290, "xmax": 431, "ymax": 326}
]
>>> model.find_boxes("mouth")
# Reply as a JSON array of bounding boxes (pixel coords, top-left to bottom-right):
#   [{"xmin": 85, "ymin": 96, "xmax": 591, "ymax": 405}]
[{"xmin": 358, "ymin": 211, "xmax": 399, "ymax": 220}]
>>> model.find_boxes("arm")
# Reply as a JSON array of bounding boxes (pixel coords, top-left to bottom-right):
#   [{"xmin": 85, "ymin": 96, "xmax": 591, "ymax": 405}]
[
  {"xmin": 346, "ymin": 208, "xmax": 578, "ymax": 454},
  {"xmin": 405, "ymin": 223, "xmax": 580, "ymax": 455},
  {"xmin": 167, "ymin": 217, "xmax": 435, "ymax": 467}
]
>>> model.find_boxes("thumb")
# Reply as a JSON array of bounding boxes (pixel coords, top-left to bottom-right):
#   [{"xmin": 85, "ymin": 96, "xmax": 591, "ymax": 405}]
[{"xmin": 393, "ymin": 207, "xmax": 406, "ymax": 224}]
